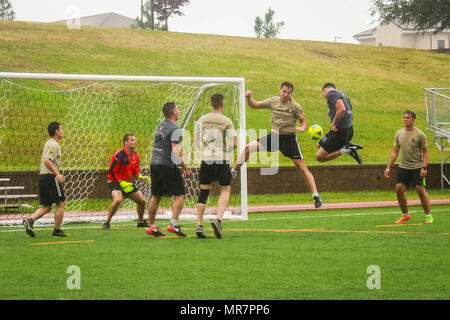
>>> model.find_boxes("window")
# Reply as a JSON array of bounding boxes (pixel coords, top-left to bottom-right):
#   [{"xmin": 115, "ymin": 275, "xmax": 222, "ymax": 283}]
[{"xmin": 438, "ymin": 39, "xmax": 445, "ymax": 49}]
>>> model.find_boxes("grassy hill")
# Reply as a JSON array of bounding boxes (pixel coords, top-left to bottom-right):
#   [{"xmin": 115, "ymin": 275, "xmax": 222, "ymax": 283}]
[{"xmin": 1, "ymin": 20, "xmax": 449, "ymax": 166}]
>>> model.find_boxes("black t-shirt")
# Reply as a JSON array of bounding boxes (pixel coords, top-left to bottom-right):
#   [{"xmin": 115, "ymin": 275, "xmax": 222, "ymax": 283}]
[{"xmin": 327, "ymin": 89, "xmax": 353, "ymax": 129}]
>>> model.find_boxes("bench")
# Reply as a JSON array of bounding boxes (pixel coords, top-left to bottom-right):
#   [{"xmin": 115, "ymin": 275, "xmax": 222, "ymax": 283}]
[{"xmin": 0, "ymin": 184, "xmax": 38, "ymax": 213}]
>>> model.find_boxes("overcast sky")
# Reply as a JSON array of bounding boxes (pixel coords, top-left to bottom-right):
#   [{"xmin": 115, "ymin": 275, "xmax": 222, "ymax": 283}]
[{"xmin": 10, "ymin": 0, "xmax": 377, "ymax": 44}]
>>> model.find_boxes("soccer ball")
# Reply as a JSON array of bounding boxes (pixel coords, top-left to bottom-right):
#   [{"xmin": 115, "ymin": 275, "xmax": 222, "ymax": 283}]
[{"xmin": 308, "ymin": 125, "xmax": 324, "ymax": 140}]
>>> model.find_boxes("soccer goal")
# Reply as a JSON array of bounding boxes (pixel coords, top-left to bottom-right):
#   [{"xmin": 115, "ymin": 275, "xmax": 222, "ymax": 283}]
[
  {"xmin": 425, "ymin": 88, "xmax": 450, "ymax": 190},
  {"xmin": 0, "ymin": 72, "xmax": 248, "ymax": 226}
]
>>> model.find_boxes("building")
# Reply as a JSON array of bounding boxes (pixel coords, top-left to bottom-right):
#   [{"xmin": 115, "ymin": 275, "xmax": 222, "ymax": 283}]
[
  {"xmin": 53, "ymin": 12, "xmax": 135, "ymax": 29},
  {"xmin": 353, "ymin": 21, "xmax": 450, "ymax": 50}
]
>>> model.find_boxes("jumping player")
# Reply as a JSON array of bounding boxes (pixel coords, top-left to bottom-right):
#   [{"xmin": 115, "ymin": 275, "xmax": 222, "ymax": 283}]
[
  {"xmin": 231, "ymin": 82, "xmax": 322, "ymax": 208},
  {"xmin": 316, "ymin": 83, "xmax": 363, "ymax": 164}
]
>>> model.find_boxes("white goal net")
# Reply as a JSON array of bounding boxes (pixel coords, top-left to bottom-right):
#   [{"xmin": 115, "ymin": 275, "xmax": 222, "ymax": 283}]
[{"xmin": 0, "ymin": 72, "xmax": 247, "ymax": 226}]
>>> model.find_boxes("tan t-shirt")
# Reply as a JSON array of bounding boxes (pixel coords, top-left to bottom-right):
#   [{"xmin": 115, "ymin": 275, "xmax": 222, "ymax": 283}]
[
  {"xmin": 394, "ymin": 127, "xmax": 428, "ymax": 169},
  {"xmin": 195, "ymin": 112, "xmax": 236, "ymax": 161},
  {"xmin": 260, "ymin": 97, "xmax": 305, "ymax": 133},
  {"xmin": 40, "ymin": 138, "xmax": 61, "ymax": 175}
]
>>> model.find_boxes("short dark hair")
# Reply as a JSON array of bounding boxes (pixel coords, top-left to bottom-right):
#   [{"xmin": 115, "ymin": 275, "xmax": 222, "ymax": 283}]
[
  {"xmin": 280, "ymin": 82, "xmax": 294, "ymax": 91},
  {"xmin": 322, "ymin": 83, "xmax": 336, "ymax": 91},
  {"xmin": 404, "ymin": 110, "xmax": 416, "ymax": 119},
  {"xmin": 48, "ymin": 122, "xmax": 61, "ymax": 137},
  {"xmin": 162, "ymin": 102, "xmax": 177, "ymax": 118},
  {"xmin": 211, "ymin": 94, "xmax": 224, "ymax": 109},
  {"xmin": 123, "ymin": 133, "xmax": 135, "ymax": 145}
]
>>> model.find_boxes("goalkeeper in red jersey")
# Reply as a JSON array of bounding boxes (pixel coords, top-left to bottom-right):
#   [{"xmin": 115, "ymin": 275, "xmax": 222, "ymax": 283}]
[{"xmin": 103, "ymin": 134, "xmax": 150, "ymax": 229}]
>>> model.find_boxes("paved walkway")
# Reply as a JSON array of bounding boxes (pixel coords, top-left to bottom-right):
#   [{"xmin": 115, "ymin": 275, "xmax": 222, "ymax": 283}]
[{"xmin": 248, "ymin": 199, "xmax": 450, "ymax": 213}]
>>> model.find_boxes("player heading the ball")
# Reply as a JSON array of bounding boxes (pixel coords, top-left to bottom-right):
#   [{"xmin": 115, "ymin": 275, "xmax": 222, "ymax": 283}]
[{"xmin": 315, "ymin": 83, "xmax": 364, "ymax": 164}]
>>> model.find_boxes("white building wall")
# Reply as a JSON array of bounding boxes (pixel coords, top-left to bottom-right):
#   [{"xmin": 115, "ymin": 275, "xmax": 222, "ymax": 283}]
[{"xmin": 376, "ymin": 23, "xmax": 402, "ymax": 47}]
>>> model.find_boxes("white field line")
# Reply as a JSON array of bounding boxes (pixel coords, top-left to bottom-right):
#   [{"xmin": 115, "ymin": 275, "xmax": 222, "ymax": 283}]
[{"xmin": 1, "ymin": 208, "xmax": 448, "ymax": 234}]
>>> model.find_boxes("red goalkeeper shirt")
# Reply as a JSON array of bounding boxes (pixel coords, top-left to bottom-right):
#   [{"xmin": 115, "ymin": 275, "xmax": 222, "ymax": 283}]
[{"xmin": 108, "ymin": 148, "xmax": 141, "ymax": 183}]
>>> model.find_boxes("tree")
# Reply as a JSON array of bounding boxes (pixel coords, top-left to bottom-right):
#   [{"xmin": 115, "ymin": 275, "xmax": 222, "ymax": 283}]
[
  {"xmin": 153, "ymin": 0, "xmax": 190, "ymax": 31},
  {"xmin": 134, "ymin": 0, "xmax": 155, "ymax": 30},
  {"xmin": 371, "ymin": 0, "xmax": 450, "ymax": 33},
  {"xmin": 0, "ymin": 0, "xmax": 15, "ymax": 20},
  {"xmin": 254, "ymin": 8, "xmax": 284, "ymax": 39}
]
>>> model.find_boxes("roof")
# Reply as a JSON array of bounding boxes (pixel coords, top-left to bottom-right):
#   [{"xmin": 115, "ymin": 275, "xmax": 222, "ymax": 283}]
[
  {"xmin": 353, "ymin": 27, "xmax": 377, "ymax": 39},
  {"xmin": 53, "ymin": 12, "xmax": 135, "ymax": 28}
]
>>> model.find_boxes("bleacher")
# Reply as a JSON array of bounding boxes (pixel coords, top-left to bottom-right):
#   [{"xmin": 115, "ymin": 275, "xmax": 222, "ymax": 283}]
[{"xmin": 0, "ymin": 178, "xmax": 38, "ymax": 213}]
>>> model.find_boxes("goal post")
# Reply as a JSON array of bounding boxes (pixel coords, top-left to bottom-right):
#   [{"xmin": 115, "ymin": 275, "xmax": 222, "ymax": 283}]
[{"xmin": 0, "ymin": 72, "xmax": 247, "ymax": 225}]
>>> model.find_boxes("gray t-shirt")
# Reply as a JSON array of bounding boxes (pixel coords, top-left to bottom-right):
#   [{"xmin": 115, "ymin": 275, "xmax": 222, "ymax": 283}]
[
  {"xmin": 327, "ymin": 89, "xmax": 353, "ymax": 129},
  {"xmin": 151, "ymin": 119, "xmax": 183, "ymax": 168}
]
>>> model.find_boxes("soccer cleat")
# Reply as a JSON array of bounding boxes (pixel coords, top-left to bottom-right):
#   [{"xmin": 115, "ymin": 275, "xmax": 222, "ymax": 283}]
[
  {"xmin": 137, "ymin": 221, "xmax": 148, "ymax": 228},
  {"xmin": 313, "ymin": 196, "xmax": 322, "ymax": 209},
  {"xmin": 425, "ymin": 216, "xmax": 434, "ymax": 224},
  {"xmin": 167, "ymin": 223, "xmax": 186, "ymax": 237},
  {"xmin": 102, "ymin": 223, "xmax": 110, "ymax": 230},
  {"xmin": 345, "ymin": 142, "xmax": 364, "ymax": 151},
  {"xmin": 146, "ymin": 226, "xmax": 166, "ymax": 237},
  {"xmin": 23, "ymin": 219, "xmax": 35, "ymax": 238},
  {"xmin": 349, "ymin": 150, "xmax": 362, "ymax": 165},
  {"xmin": 211, "ymin": 218, "xmax": 223, "ymax": 239},
  {"xmin": 230, "ymin": 167, "xmax": 238, "ymax": 179},
  {"xmin": 52, "ymin": 229, "xmax": 70, "ymax": 237},
  {"xmin": 395, "ymin": 214, "xmax": 410, "ymax": 224},
  {"xmin": 196, "ymin": 225, "xmax": 207, "ymax": 239}
]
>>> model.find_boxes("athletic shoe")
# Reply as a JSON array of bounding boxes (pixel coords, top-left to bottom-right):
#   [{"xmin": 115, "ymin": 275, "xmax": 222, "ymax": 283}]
[
  {"xmin": 345, "ymin": 142, "xmax": 364, "ymax": 150},
  {"xmin": 23, "ymin": 219, "xmax": 35, "ymax": 238},
  {"xmin": 313, "ymin": 196, "xmax": 322, "ymax": 209},
  {"xmin": 211, "ymin": 218, "xmax": 223, "ymax": 239},
  {"xmin": 349, "ymin": 150, "xmax": 362, "ymax": 165},
  {"xmin": 425, "ymin": 216, "xmax": 434, "ymax": 224},
  {"xmin": 145, "ymin": 226, "xmax": 166, "ymax": 237},
  {"xmin": 395, "ymin": 215, "xmax": 410, "ymax": 224},
  {"xmin": 231, "ymin": 168, "xmax": 237, "ymax": 179},
  {"xmin": 167, "ymin": 223, "xmax": 186, "ymax": 237},
  {"xmin": 196, "ymin": 225, "xmax": 207, "ymax": 239},
  {"xmin": 137, "ymin": 221, "xmax": 148, "ymax": 227},
  {"xmin": 102, "ymin": 223, "xmax": 110, "ymax": 230},
  {"xmin": 52, "ymin": 229, "xmax": 70, "ymax": 237}
]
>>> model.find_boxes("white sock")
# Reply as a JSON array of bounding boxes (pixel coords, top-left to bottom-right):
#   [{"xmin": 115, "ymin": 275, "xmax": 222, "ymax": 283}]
[
  {"xmin": 170, "ymin": 219, "xmax": 179, "ymax": 227},
  {"xmin": 340, "ymin": 147, "xmax": 350, "ymax": 154},
  {"xmin": 312, "ymin": 192, "xmax": 319, "ymax": 198}
]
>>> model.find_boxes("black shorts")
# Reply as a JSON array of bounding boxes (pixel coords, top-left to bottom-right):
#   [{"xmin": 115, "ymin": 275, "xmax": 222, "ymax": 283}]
[
  {"xmin": 396, "ymin": 167, "xmax": 425, "ymax": 187},
  {"xmin": 319, "ymin": 127, "xmax": 354, "ymax": 153},
  {"xmin": 199, "ymin": 161, "xmax": 232, "ymax": 186},
  {"xmin": 258, "ymin": 132, "xmax": 303, "ymax": 160},
  {"xmin": 38, "ymin": 174, "xmax": 66, "ymax": 206},
  {"xmin": 108, "ymin": 182, "xmax": 139, "ymax": 198},
  {"xmin": 150, "ymin": 164, "xmax": 186, "ymax": 197}
]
